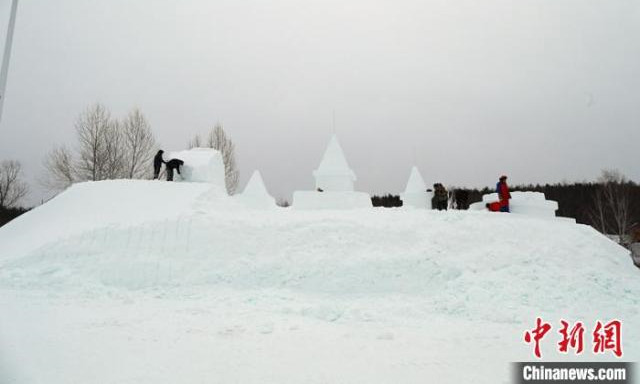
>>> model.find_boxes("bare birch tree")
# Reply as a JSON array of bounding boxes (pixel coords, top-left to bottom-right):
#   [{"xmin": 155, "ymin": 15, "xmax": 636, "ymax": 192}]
[
  {"xmin": 76, "ymin": 103, "xmax": 112, "ymax": 181},
  {"xmin": 43, "ymin": 104, "xmax": 158, "ymax": 192},
  {"xmin": 0, "ymin": 160, "xmax": 28, "ymax": 209},
  {"xmin": 122, "ymin": 108, "xmax": 156, "ymax": 179},
  {"xmin": 589, "ymin": 169, "xmax": 632, "ymax": 243},
  {"xmin": 42, "ymin": 145, "xmax": 75, "ymax": 191}
]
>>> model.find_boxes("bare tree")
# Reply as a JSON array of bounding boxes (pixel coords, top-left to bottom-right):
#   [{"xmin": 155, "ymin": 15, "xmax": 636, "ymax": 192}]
[
  {"xmin": 589, "ymin": 169, "xmax": 632, "ymax": 244},
  {"xmin": 0, "ymin": 160, "xmax": 28, "ymax": 209},
  {"xmin": 76, "ymin": 103, "xmax": 112, "ymax": 181},
  {"xmin": 187, "ymin": 134, "xmax": 202, "ymax": 149},
  {"xmin": 188, "ymin": 123, "xmax": 239, "ymax": 194},
  {"xmin": 42, "ymin": 145, "xmax": 75, "ymax": 191},
  {"xmin": 122, "ymin": 108, "xmax": 157, "ymax": 179}
]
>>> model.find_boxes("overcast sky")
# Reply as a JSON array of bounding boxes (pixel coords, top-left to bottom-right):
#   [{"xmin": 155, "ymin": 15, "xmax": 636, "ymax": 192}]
[{"xmin": 0, "ymin": 0, "xmax": 638, "ymax": 206}]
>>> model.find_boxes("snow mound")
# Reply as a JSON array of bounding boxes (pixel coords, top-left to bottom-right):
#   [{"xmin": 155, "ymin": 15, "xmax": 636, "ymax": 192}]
[
  {"xmin": 400, "ymin": 166, "xmax": 432, "ymax": 209},
  {"xmin": 470, "ymin": 191, "xmax": 559, "ymax": 218},
  {"xmin": 1, "ymin": 181, "xmax": 638, "ymax": 384},
  {"xmin": 0, "ymin": 180, "xmax": 230, "ymax": 260},
  {"xmin": 167, "ymin": 147, "xmax": 225, "ymax": 186},
  {"xmin": 235, "ymin": 170, "xmax": 276, "ymax": 209}
]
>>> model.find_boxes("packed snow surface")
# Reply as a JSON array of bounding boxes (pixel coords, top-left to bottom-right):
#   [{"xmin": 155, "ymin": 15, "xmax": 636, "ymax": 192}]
[{"xmin": 0, "ymin": 180, "xmax": 638, "ymax": 384}]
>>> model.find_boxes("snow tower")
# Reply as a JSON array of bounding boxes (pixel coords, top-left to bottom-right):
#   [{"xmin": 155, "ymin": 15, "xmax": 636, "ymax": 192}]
[
  {"xmin": 401, "ymin": 166, "xmax": 432, "ymax": 209},
  {"xmin": 312, "ymin": 134, "xmax": 357, "ymax": 192}
]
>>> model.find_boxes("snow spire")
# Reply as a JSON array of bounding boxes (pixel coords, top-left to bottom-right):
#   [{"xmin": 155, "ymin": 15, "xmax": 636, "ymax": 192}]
[
  {"xmin": 238, "ymin": 170, "xmax": 276, "ymax": 209},
  {"xmin": 313, "ymin": 134, "xmax": 356, "ymax": 191},
  {"xmin": 243, "ymin": 170, "xmax": 269, "ymax": 196},
  {"xmin": 404, "ymin": 166, "xmax": 427, "ymax": 193}
]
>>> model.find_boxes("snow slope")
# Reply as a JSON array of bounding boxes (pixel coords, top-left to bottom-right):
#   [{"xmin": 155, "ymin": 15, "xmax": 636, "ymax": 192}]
[{"xmin": 0, "ymin": 180, "xmax": 638, "ymax": 384}]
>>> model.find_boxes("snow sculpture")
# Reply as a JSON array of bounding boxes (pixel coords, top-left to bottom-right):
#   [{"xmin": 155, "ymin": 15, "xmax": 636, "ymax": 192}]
[
  {"xmin": 236, "ymin": 170, "xmax": 276, "ymax": 209},
  {"xmin": 400, "ymin": 166, "xmax": 432, "ymax": 209},
  {"xmin": 469, "ymin": 191, "xmax": 558, "ymax": 218},
  {"xmin": 167, "ymin": 148, "xmax": 226, "ymax": 188},
  {"xmin": 293, "ymin": 134, "xmax": 372, "ymax": 210},
  {"xmin": 312, "ymin": 134, "xmax": 356, "ymax": 192}
]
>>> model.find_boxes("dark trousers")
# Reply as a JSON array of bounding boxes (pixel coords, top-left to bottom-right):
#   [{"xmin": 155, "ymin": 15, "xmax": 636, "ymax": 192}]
[
  {"xmin": 153, "ymin": 166, "xmax": 161, "ymax": 179},
  {"xmin": 166, "ymin": 168, "xmax": 174, "ymax": 181}
]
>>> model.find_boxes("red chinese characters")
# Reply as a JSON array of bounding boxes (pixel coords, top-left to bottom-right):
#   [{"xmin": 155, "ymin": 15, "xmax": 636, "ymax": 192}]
[
  {"xmin": 558, "ymin": 320, "xmax": 585, "ymax": 354},
  {"xmin": 593, "ymin": 320, "xmax": 622, "ymax": 357},
  {"xmin": 524, "ymin": 317, "xmax": 552, "ymax": 358},
  {"xmin": 524, "ymin": 318, "xmax": 622, "ymax": 358}
]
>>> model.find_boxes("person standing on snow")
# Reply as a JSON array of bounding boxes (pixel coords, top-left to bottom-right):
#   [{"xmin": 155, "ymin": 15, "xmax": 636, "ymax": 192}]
[
  {"xmin": 153, "ymin": 150, "xmax": 165, "ymax": 179},
  {"xmin": 432, "ymin": 183, "xmax": 448, "ymax": 210},
  {"xmin": 496, "ymin": 175, "xmax": 511, "ymax": 212}
]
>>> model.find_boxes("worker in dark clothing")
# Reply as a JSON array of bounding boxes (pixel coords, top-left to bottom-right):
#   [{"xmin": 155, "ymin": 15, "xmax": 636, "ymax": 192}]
[
  {"xmin": 165, "ymin": 159, "xmax": 184, "ymax": 181},
  {"xmin": 431, "ymin": 183, "xmax": 448, "ymax": 210},
  {"xmin": 153, "ymin": 150, "xmax": 165, "ymax": 179}
]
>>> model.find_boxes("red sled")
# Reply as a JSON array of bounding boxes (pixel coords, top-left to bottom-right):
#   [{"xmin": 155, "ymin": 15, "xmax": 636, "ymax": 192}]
[{"xmin": 487, "ymin": 202, "xmax": 502, "ymax": 212}]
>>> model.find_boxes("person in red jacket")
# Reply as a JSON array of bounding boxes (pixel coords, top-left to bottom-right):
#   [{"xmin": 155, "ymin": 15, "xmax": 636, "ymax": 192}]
[{"xmin": 496, "ymin": 175, "xmax": 511, "ymax": 212}]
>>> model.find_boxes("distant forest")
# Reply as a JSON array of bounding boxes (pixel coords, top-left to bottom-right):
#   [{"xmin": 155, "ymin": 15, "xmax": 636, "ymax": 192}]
[{"xmin": 372, "ymin": 182, "xmax": 640, "ymax": 237}]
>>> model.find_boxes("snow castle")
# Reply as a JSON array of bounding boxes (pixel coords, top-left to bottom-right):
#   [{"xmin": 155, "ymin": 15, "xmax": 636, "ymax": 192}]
[
  {"xmin": 400, "ymin": 166, "xmax": 432, "ymax": 209},
  {"xmin": 235, "ymin": 170, "xmax": 277, "ymax": 209},
  {"xmin": 293, "ymin": 135, "xmax": 372, "ymax": 210}
]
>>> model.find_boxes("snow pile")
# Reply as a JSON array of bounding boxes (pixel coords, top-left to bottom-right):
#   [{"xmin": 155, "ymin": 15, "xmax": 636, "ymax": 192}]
[
  {"xmin": 167, "ymin": 148, "xmax": 225, "ymax": 187},
  {"xmin": 0, "ymin": 180, "xmax": 638, "ymax": 384},
  {"xmin": 0, "ymin": 180, "xmax": 229, "ymax": 260},
  {"xmin": 312, "ymin": 134, "xmax": 356, "ymax": 192},
  {"xmin": 470, "ymin": 191, "xmax": 559, "ymax": 218},
  {"xmin": 235, "ymin": 170, "xmax": 276, "ymax": 209},
  {"xmin": 400, "ymin": 166, "xmax": 432, "ymax": 209}
]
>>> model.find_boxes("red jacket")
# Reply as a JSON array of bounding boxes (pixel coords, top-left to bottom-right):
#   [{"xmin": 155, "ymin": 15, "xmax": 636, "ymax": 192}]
[{"xmin": 497, "ymin": 181, "xmax": 511, "ymax": 203}]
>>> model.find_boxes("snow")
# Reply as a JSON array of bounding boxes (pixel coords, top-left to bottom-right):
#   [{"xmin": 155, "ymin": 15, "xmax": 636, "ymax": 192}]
[
  {"xmin": 167, "ymin": 147, "xmax": 225, "ymax": 186},
  {"xmin": 1, "ymin": 180, "xmax": 638, "ymax": 384},
  {"xmin": 235, "ymin": 170, "xmax": 276, "ymax": 209},
  {"xmin": 292, "ymin": 190, "xmax": 373, "ymax": 210},
  {"xmin": 312, "ymin": 134, "xmax": 356, "ymax": 192},
  {"xmin": 400, "ymin": 166, "xmax": 432, "ymax": 209},
  {"xmin": 469, "ymin": 191, "xmax": 559, "ymax": 218}
]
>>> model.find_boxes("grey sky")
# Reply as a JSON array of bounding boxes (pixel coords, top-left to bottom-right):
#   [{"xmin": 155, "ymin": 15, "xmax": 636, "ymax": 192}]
[{"xmin": 1, "ymin": 0, "xmax": 638, "ymax": 206}]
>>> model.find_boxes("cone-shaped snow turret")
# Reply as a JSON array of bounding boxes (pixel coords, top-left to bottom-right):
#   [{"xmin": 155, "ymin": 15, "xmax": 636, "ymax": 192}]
[
  {"xmin": 401, "ymin": 166, "xmax": 431, "ymax": 209},
  {"xmin": 403, "ymin": 166, "xmax": 427, "ymax": 193},
  {"xmin": 312, "ymin": 134, "xmax": 356, "ymax": 192},
  {"xmin": 237, "ymin": 170, "xmax": 276, "ymax": 209}
]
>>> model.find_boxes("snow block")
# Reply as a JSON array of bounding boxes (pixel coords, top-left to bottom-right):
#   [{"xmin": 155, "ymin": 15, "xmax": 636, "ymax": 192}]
[
  {"xmin": 292, "ymin": 191, "xmax": 373, "ymax": 210},
  {"xmin": 168, "ymin": 148, "xmax": 226, "ymax": 187}
]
